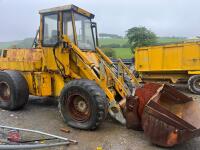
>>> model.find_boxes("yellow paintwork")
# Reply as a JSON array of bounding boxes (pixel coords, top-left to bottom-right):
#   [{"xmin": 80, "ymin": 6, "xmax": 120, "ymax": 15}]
[
  {"xmin": 135, "ymin": 42, "xmax": 200, "ymax": 82},
  {"xmin": 0, "ymin": 5, "xmax": 138, "ymax": 122},
  {"xmin": 141, "ymin": 73, "xmax": 189, "ymax": 83},
  {"xmin": 135, "ymin": 42, "xmax": 200, "ymax": 72},
  {"xmin": 188, "ymin": 71, "xmax": 200, "ymax": 75},
  {"xmin": 34, "ymin": 72, "xmax": 52, "ymax": 96},
  {"xmin": 0, "ymin": 49, "xmax": 42, "ymax": 71}
]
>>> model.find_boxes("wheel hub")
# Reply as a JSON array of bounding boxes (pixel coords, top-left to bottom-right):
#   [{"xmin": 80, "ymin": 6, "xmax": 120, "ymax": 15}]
[
  {"xmin": 76, "ymin": 100, "xmax": 87, "ymax": 113},
  {"xmin": 67, "ymin": 94, "xmax": 91, "ymax": 122},
  {"xmin": 0, "ymin": 82, "xmax": 10, "ymax": 101},
  {"xmin": 194, "ymin": 79, "xmax": 200, "ymax": 89}
]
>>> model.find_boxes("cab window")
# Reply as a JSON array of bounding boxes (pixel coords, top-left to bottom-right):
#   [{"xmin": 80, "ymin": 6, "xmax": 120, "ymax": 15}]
[
  {"xmin": 63, "ymin": 12, "xmax": 74, "ymax": 43},
  {"xmin": 43, "ymin": 14, "xmax": 58, "ymax": 46},
  {"xmin": 74, "ymin": 13, "xmax": 95, "ymax": 50}
]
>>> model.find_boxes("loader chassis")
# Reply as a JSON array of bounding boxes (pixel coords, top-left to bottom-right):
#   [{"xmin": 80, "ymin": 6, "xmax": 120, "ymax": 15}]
[{"xmin": 0, "ymin": 5, "xmax": 137, "ymax": 128}]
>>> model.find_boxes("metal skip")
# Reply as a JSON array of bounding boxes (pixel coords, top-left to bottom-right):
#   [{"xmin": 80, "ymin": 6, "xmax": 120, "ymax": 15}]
[{"xmin": 126, "ymin": 83, "xmax": 200, "ymax": 147}]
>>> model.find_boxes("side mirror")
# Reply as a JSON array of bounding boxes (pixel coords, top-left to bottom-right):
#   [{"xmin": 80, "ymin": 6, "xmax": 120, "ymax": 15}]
[{"xmin": 91, "ymin": 22, "xmax": 99, "ymax": 47}]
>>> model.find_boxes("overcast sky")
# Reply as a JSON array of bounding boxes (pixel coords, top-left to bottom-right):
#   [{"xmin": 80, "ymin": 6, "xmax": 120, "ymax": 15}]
[{"xmin": 0, "ymin": 0, "xmax": 200, "ymax": 41}]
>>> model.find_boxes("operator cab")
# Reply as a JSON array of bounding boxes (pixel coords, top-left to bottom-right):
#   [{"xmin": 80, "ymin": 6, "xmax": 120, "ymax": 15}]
[{"xmin": 39, "ymin": 5, "xmax": 98, "ymax": 51}]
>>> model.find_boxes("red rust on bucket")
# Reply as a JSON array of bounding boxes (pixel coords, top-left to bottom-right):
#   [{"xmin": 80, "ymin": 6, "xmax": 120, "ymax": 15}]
[
  {"xmin": 126, "ymin": 83, "xmax": 200, "ymax": 147},
  {"xmin": 135, "ymin": 83, "xmax": 162, "ymax": 117},
  {"xmin": 141, "ymin": 84, "xmax": 200, "ymax": 147},
  {"xmin": 167, "ymin": 130, "xmax": 178, "ymax": 146}
]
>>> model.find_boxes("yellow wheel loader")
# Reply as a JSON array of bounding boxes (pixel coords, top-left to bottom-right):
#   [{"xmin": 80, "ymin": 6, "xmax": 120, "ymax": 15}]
[
  {"xmin": 0, "ymin": 4, "xmax": 200, "ymax": 147},
  {"xmin": 0, "ymin": 4, "xmax": 137, "ymax": 129}
]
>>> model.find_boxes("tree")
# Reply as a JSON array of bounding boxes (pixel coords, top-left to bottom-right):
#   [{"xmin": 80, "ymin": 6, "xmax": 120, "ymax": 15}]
[
  {"xmin": 101, "ymin": 48, "xmax": 116, "ymax": 58},
  {"xmin": 126, "ymin": 27, "xmax": 157, "ymax": 53}
]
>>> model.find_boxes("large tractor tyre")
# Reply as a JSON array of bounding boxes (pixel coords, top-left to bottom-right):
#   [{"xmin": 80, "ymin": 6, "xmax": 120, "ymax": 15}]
[
  {"xmin": 59, "ymin": 79, "xmax": 109, "ymax": 130},
  {"xmin": 0, "ymin": 70, "xmax": 29, "ymax": 110},
  {"xmin": 188, "ymin": 75, "xmax": 200, "ymax": 94}
]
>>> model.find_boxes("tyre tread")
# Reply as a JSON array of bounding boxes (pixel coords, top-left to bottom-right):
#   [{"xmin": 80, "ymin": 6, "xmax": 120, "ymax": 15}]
[{"xmin": 59, "ymin": 79, "xmax": 108, "ymax": 130}]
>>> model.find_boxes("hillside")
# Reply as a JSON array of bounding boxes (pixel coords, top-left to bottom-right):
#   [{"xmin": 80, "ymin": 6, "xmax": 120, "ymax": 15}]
[
  {"xmin": 0, "ymin": 38, "xmax": 34, "ymax": 49},
  {"xmin": 0, "ymin": 37, "xmax": 186, "ymax": 59},
  {"xmin": 0, "ymin": 40, "xmax": 22, "ymax": 49}
]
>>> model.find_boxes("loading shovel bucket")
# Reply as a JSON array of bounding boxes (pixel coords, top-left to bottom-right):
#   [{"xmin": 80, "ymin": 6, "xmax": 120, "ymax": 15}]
[{"xmin": 139, "ymin": 83, "xmax": 200, "ymax": 147}]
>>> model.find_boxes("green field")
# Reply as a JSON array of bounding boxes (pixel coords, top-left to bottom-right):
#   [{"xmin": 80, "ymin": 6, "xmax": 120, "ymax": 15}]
[
  {"xmin": 99, "ymin": 37, "xmax": 186, "ymax": 46},
  {"xmin": 112, "ymin": 48, "xmax": 132, "ymax": 59},
  {"xmin": 99, "ymin": 38, "xmax": 131, "ymax": 58},
  {"xmin": 99, "ymin": 37, "xmax": 186, "ymax": 58},
  {"xmin": 99, "ymin": 38, "xmax": 128, "ymax": 45},
  {"xmin": 157, "ymin": 37, "xmax": 185, "ymax": 44}
]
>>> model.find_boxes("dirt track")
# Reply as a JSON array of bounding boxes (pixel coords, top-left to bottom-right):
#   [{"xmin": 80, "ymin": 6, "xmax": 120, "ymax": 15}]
[{"xmin": 0, "ymin": 86, "xmax": 200, "ymax": 150}]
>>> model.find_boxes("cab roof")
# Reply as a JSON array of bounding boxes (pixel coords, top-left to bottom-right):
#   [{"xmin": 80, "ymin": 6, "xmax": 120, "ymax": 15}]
[{"xmin": 39, "ymin": 4, "xmax": 95, "ymax": 19}]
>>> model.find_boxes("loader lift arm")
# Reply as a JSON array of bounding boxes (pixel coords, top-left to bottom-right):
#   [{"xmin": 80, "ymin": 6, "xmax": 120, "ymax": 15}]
[{"xmin": 62, "ymin": 35, "xmax": 138, "ymax": 124}]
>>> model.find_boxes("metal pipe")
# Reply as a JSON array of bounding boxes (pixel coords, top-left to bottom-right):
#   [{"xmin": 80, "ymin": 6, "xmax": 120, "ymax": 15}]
[
  {"xmin": 0, "ymin": 142, "xmax": 70, "ymax": 150},
  {"xmin": 0, "ymin": 125, "xmax": 77, "ymax": 143}
]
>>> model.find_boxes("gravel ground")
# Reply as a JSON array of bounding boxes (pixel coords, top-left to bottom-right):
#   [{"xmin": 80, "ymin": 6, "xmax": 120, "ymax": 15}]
[{"xmin": 0, "ymin": 86, "xmax": 200, "ymax": 150}]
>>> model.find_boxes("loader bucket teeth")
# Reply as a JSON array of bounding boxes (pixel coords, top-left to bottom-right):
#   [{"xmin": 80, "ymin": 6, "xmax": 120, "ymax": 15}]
[
  {"xmin": 109, "ymin": 101, "xmax": 126, "ymax": 125},
  {"xmin": 126, "ymin": 83, "xmax": 200, "ymax": 147}
]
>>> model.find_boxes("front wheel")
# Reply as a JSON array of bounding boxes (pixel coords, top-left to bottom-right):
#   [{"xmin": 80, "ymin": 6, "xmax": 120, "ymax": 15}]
[{"xmin": 58, "ymin": 79, "xmax": 108, "ymax": 130}]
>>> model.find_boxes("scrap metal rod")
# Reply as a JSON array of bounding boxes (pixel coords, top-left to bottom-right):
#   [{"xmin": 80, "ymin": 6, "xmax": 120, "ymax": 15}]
[
  {"xmin": 0, "ymin": 125, "xmax": 76, "ymax": 143},
  {"xmin": 0, "ymin": 125, "xmax": 77, "ymax": 149},
  {"xmin": 0, "ymin": 142, "xmax": 71, "ymax": 149}
]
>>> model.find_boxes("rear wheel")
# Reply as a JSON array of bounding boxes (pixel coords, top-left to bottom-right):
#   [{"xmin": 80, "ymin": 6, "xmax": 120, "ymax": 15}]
[
  {"xmin": 188, "ymin": 75, "xmax": 200, "ymax": 94},
  {"xmin": 0, "ymin": 70, "xmax": 29, "ymax": 110},
  {"xmin": 59, "ymin": 79, "xmax": 108, "ymax": 130}
]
